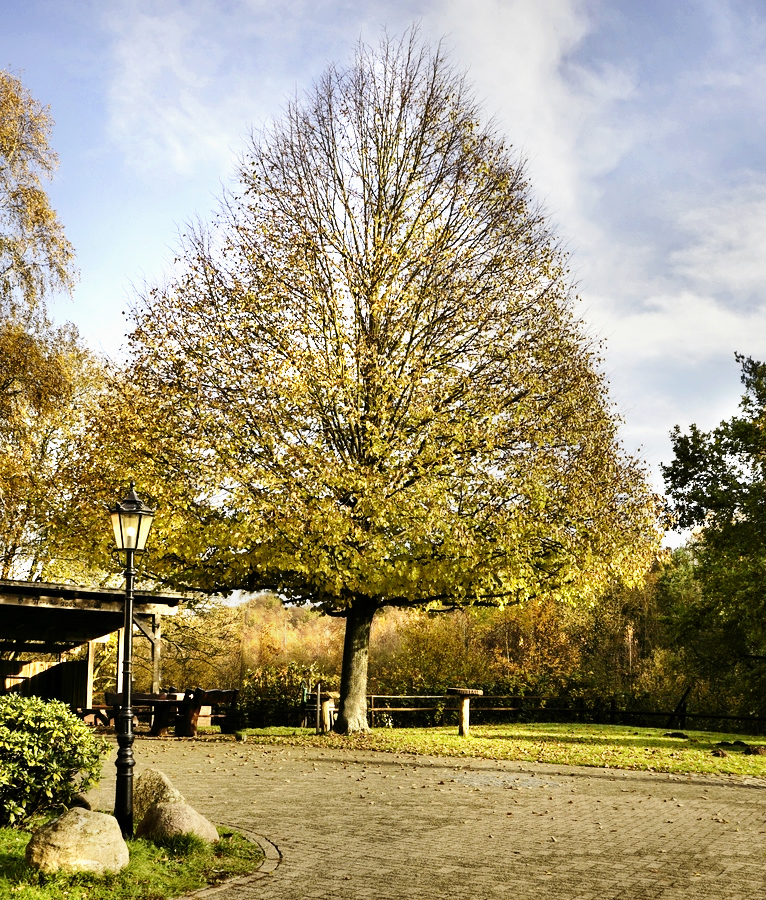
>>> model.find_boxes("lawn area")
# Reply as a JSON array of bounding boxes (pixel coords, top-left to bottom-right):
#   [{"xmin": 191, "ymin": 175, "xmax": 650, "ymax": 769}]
[
  {"xmin": 0, "ymin": 827, "xmax": 264, "ymax": 900},
  {"xmin": 236, "ymin": 722, "xmax": 766, "ymax": 776}
]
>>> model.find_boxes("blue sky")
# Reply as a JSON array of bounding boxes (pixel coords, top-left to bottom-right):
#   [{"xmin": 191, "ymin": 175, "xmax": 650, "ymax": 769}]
[{"xmin": 4, "ymin": 0, "xmax": 766, "ymax": 515}]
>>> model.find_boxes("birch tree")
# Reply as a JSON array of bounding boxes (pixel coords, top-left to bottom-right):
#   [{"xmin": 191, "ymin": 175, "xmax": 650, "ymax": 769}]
[
  {"xmin": 0, "ymin": 319, "xmax": 104, "ymax": 582},
  {"xmin": 0, "ymin": 69, "xmax": 75, "ymax": 320}
]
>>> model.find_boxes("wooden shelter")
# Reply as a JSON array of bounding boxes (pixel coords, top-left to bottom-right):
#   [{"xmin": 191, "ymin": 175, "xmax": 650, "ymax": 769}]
[{"xmin": 0, "ymin": 579, "xmax": 182, "ymax": 707}]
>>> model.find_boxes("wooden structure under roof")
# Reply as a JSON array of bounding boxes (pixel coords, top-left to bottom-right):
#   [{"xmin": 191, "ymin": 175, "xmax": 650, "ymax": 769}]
[{"xmin": 0, "ymin": 579, "xmax": 183, "ymax": 706}]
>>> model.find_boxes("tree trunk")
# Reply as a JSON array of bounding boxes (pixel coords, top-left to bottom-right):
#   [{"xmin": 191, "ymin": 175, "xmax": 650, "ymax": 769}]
[{"xmin": 333, "ymin": 600, "xmax": 378, "ymax": 734}]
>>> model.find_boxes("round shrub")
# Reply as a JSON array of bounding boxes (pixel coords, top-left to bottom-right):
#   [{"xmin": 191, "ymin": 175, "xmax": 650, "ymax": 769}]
[{"xmin": 0, "ymin": 694, "xmax": 110, "ymax": 826}]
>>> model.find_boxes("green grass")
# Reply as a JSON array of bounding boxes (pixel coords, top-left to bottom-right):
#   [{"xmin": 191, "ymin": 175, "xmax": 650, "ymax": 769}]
[
  {"xmin": 236, "ymin": 722, "xmax": 766, "ymax": 776},
  {"xmin": 0, "ymin": 824, "xmax": 264, "ymax": 900}
]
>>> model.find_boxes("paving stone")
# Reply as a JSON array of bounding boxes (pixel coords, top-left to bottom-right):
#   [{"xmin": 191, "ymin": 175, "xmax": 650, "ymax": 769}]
[{"xmin": 87, "ymin": 738, "xmax": 766, "ymax": 899}]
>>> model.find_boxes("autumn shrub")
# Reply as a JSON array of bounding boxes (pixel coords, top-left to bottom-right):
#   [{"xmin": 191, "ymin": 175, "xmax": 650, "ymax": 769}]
[{"xmin": 0, "ymin": 694, "xmax": 110, "ymax": 826}]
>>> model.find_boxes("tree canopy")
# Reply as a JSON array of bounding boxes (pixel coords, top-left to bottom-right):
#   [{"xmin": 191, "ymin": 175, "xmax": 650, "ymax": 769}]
[
  {"xmin": 0, "ymin": 69, "xmax": 76, "ymax": 320},
  {"xmin": 117, "ymin": 30, "xmax": 659, "ymax": 731},
  {"xmin": 0, "ymin": 318, "xmax": 105, "ymax": 582}
]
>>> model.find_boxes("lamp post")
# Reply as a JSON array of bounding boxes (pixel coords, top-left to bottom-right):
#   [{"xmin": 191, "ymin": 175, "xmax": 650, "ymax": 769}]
[{"xmin": 109, "ymin": 482, "xmax": 155, "ymax": 838}]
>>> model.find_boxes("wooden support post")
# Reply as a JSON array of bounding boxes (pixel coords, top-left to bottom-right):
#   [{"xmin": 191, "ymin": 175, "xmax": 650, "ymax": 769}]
[
  {"xmin": 131, "ymin": 613, "xmax": 163, "ymax": 693},
  {"xmin": 459, "ymin": 695, "xmax": 471, "ymax": 736},
  {"xmin": 85, "ymin": 641, "xmax": 95, "ymax": 708},
  {"xmin": 446, "ymin": 687, "xmax": 483, "ymax": 737},
  {"xmin": 151, "ymin": 615, "xmax": 161, "ymax": 694}
]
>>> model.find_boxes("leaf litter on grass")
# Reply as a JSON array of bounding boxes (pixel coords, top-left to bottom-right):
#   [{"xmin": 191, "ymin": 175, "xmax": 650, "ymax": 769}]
[{"xmin": 235, "ymin": 722, "xmax": 766, "ymax": 777}]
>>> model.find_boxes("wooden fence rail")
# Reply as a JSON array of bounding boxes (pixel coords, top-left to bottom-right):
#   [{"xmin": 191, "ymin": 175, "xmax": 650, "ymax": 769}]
[{"xmin": 365, "ymin": 694, "xmax": 766, "ymax": 732}]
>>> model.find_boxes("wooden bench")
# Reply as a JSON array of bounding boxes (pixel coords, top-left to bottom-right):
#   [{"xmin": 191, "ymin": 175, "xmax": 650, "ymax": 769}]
[
  {"xmin": 175, "ymin": 688, "xmax": 239, "ymax": 737},
  {"xmin": 105, "ymin": 692, "xmax": 183, "ymax": 736},
  {"xmin": 105, "ymin": 688, "xmax": 239, "ymax": 737},
  {"xmin": 74, "ymin": 705, "xmax": 113, "ymax": 727}
]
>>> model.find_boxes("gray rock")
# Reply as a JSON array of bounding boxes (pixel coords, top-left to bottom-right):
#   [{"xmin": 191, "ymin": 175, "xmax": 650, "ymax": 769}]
[
  {"xmin": 25, "ymin": 808, "xmax": 129, "ymax": 874},
  {"xmin": 134, "ymin": 768, "xmax": 185, "ymax": 825},
  {"xmin": 136, "ymin": 801, "xmax": 219, "ymax": 844}
]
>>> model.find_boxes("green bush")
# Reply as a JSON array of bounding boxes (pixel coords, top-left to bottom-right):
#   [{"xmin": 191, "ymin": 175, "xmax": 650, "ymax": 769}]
[
  {"xmin": 0, "ymin": 694, "xmax": 110, "ymax": 826},
  {"xmin": 239, "ymin": 663, "xmax": 338, "ymax": 727}
]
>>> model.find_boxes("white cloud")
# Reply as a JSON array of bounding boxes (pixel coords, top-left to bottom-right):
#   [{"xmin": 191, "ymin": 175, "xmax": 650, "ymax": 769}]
[
  {"xmin": 424, "ymin": 0, "xmax": 591, "ymax": 210},
  {"xmin": 670, "ymin": 180, "xmax": 766, "ymax": 299},
  {"xmin": 100, "ymin": 0, "xmax": 322, "ymax": 176},
  {"xmin": 100, "ymin": 0, "xmax": 641, "ymax": 227},
  {"xmin": 102, "ymin": 0, "xmax": 233, "ymax": 175},
  {"xmin": 596, "ymin": 289, "xmax": 766, "ymax": 366},
  {"xmin": 432, "ymin": 2, "xmax": 642, "ymax": 209},
  {"xmin": 99, "ymin": 0, "xmax": 430, "ymax": 177}
]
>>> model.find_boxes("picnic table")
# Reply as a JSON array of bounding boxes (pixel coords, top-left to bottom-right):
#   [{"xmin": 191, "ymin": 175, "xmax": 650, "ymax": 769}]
[
  {"xmin": 104, "ymin": 691, "xmax": 184, "ymax": 736},
  {"xmin": 103, "ymin": 687, "xmax": 239, "ymax": 737},
  {"xmin": 175, "ymin": 687, "xmax": 239, "ymax": 737}
]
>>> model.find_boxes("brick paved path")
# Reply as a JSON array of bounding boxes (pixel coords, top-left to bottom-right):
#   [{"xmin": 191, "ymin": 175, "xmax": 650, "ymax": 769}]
[{"xmin": 88, "ymin": 737, "xmax": 766, "ymax": 899}]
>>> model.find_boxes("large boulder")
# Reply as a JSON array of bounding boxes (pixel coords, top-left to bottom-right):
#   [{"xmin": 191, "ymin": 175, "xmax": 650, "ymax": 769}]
[
  {"xmin": 136, "ymin": 801, "xmax": 218, "ymax": 844},
  {"xmin": 133, "ymin": 768, "xmax": 186, "ymax": 825},
  {"xmin": 25, "ymin": 808, "xmax": 129, "ymax": 874}
]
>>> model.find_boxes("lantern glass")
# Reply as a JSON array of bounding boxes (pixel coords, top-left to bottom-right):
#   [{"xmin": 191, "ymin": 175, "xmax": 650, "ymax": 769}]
[{"xmin": 109, "ymin": 484, "xmax": 155, "ymax": 552}]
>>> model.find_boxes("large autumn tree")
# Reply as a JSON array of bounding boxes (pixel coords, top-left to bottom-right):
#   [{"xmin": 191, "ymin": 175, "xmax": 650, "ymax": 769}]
[{"xmin": 122, "ymin": 31, "xmax": 659, "ymax": 732}]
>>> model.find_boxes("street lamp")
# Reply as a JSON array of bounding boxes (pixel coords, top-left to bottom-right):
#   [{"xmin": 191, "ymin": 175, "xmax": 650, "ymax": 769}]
[{"xmin": 109, "ymin": 482, "xmax": 155, "ymax": 838}]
